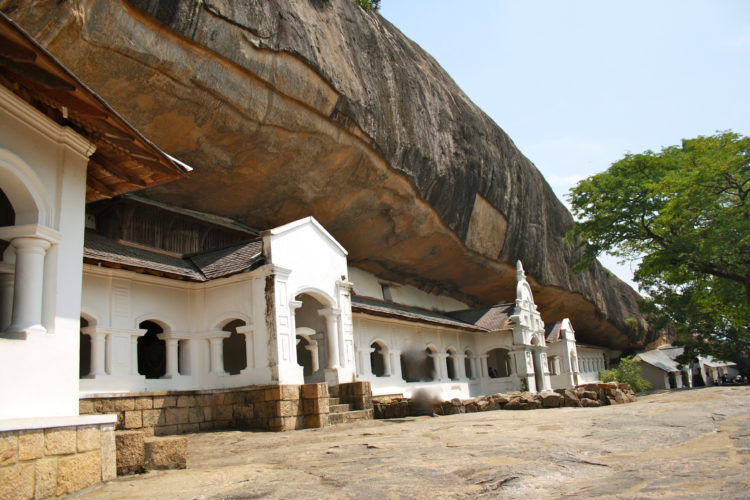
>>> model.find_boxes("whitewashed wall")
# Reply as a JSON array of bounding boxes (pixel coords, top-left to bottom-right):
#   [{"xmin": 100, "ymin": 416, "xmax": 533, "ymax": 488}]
[{"xmin": 0, "ymin": 87, "xmax": 91, "ymax": 419}]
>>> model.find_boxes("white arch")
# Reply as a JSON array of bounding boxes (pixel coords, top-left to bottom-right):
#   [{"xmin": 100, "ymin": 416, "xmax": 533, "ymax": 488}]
[
  {"xmin": 368, "ymin": 337, "xmax": 389, "ymax": 349},
  {"xmin": 209, "ymin": 312, "xmax": 251, "ymax": 331},
  {"xmin": 134, "ymin": 314, "xmax": 174, "ymax": 332},
  {"xmin": 425, "ymin": 343, "xmax": 438, "ymax": 353},
  {"xmin": 296, "ymin": 326, "xmax": 316, "ymax": 343},
  {"xmin": 0, "ymin": 148, "xmax": 50, "ymax": 226},
  {"xmin": 445, "ymin": 345, "xmax": 458, "ymax": 355},
  {"xmin": 294, "ymin": 287, "xmax": 336, "ymax": 307},
  {"xmin": 79, "ymin": 308, "xmax": 99, "ymax": 327}
]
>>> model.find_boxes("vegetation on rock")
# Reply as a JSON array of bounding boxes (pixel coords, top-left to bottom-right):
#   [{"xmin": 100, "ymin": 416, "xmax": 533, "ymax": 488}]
[
  {"xmin": 352, "ymin": 0, "xmax": 380, "ymax": 11},
  {"xmin": 600, "ymin": 356, "xmax": 652, "ymax": 393},
  {"xmin": 568, "ymin": 132, "xmax": 750, "ymax": 370}
]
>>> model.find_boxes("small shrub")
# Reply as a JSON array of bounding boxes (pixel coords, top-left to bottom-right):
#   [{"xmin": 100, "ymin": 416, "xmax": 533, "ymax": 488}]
[
  {"xmin": 352, "ymin": 0, "xmax": 380, "ymax": 11},
  {"xmin": 600, "ymin": 356, "xmax": 652, "ymax": 392}
]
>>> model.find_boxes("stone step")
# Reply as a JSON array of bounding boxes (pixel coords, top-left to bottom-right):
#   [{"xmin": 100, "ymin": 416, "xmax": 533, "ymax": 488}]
[
  {"xmin": 328, "ymin": 397, "xmax": 341, "ymax": 406},
  {"xmin": 327, "ymin": 409, "xmax": 374, "ymax": 425},
  {"xmin": 329, "ymin": 403, "xmax": 351, "ymax": 413}
]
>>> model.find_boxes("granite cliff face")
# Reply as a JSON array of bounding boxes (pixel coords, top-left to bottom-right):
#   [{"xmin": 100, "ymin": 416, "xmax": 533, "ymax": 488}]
[{"xmin": 1, "ymin": 0, "xmax": 658, "ymax": 348}]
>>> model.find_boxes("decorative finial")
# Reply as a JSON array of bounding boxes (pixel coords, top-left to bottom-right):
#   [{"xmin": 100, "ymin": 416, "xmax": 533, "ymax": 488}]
[{"xmin": 516, "ymin": 260, "xmax": 525, "ymax": 281}]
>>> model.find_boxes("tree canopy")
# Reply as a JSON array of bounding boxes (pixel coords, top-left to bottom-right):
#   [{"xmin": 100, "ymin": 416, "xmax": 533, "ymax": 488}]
[{"xmin": 567, "ymin": 132, "xmax": 750, "ymax": 369}]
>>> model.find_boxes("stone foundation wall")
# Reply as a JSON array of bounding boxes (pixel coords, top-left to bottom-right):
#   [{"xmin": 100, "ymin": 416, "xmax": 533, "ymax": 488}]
[
  {"xmin": 374, "ymin": 382, "xmax": 637, "ymax": 418},
  {"xmin": 337, "ymin": 381, "xmax": 373, "ymax": 410},
  {"xmin": 0, "ymin": 416, "xmax": 116, "ymax": 500},
  {"xmin": 79, "ymin": 383, "xmax": 330, "ymax": 435}
]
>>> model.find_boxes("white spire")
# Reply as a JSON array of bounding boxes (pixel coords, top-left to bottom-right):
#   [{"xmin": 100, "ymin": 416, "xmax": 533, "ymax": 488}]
[{"xmin": 516, "ymin": 260, "xmax": 525, "ymax": 281}]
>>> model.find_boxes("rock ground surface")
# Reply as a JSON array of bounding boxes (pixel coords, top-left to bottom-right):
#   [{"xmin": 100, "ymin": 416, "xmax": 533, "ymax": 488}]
[{"xmin": 78, "ymin": 386, "xmax": 749, "ymax": 499}]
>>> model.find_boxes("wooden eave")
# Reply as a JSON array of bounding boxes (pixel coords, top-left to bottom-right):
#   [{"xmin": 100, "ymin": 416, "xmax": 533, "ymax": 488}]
[{"xmin": 0, "ymin": 14, "xmax": 187, "ymax": 202}]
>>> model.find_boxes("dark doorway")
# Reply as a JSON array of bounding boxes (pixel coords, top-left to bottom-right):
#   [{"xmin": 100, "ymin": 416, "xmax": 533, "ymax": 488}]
[{"xmin": 137, "ymin": 320, "xmax": 166, "ymax": 379}]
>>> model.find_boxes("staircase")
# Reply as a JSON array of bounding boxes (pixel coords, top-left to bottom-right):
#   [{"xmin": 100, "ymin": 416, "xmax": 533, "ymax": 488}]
[{"xmin": 327, "ymin": 396, "xmax": 373, "ymax": 425}]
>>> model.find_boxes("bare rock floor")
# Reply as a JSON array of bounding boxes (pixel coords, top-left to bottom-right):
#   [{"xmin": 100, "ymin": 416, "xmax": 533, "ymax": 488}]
[{"xmin": 79, "ymin": 386, "xmax": 750, "ymax": 499}]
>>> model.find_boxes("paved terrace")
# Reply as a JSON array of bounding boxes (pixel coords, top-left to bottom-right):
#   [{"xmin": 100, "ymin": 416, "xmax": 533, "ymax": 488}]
[{"xmin": 80, "ymin": 386, "xmax": 750, "ymax": 499}]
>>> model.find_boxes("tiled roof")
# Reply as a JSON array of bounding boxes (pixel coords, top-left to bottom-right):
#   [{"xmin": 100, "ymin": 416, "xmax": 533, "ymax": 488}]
[
  {"xmin": 351, "ymin": 296, "xmax": 486, "ymax": 332},
  {"xmin": 447, "ymin": 304, "xmax": 514, "ymax": 331},
  {"xmin": 84, "ymin": 232, "xmax": 263, "ymax": 281},
  {"xmin": 545, "ymin": 321, "xmax": 562, "ymax": 343},
  {"xmin": 634, "ymin": 349, "xmax": 681, "ymax": 373},
  {"xmin": 189, "ymin": 240, "xmax": 263, "ymax": 280}
]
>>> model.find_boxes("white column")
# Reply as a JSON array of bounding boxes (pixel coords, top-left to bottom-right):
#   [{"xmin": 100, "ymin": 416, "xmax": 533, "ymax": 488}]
[
  {"xmin": 163, "ymin": 338, "xmax": 179, "ymax": 378},
  {"xmin": 480, "ymin": 355, "xmax": 489, "ymax": 378},
  {"xmin": 365, "ymin": 347, "xmax": 375, "ymax": 375},
  {"xmin": 456, "ymin": 353, "xmax": 467, "ymax": 379},
  {"xmin": 383, "ymin": 349, "xmax": 393, "ymax": 376},
  {"xmin": 390, "ymin": 350, "xmax": 402, "ymax": 380},
  {"xmin": 0, "ymin": 266, "xmax": 14, "ymax": 331},
  {"xmin": 130, "ymin": 334, "xmax": 141, "ymax": 376},
  {"xmin": 6, "ymin": 237, "xmax": 51, "ymax": 335},
  {"xmin": 89, "ymin": 332, "xmax": 107, "ymax": 376},
  {"xmin": 305, "ymin": 342, "xmax": 319, "ymax": 373},
  {"xmin": 209, "ymin": 337, "xmax": 227, "ymax": 375},
  {"xmin": 319, "ymin": 308, "xmax": 341, "ymax": 369},
  {"xmin": 237, "ymin": 325, "xmax": 254, "ymax": 372},
  {"xmin": 355, "ymin": 347, "xmax": 365, "ymax": 376},
  {"xmin": 471, "ymin": 356, "xmax": 479, "ymax": 380}
]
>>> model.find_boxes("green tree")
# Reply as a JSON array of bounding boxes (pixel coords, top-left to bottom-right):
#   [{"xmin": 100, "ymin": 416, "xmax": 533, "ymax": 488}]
[
  {"xmin": 599, "ymin": 356, "xmax": 652, "ymax": 393},
  {"xmin": 567, "ymin": 132, "xmax": 750, "ymax": 370}
]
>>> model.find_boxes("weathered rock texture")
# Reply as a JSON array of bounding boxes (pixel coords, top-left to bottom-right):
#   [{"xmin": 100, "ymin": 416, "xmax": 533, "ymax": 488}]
[{"xmin": 1, "ymin": 0, "xmax": 657, "ymax": 348}]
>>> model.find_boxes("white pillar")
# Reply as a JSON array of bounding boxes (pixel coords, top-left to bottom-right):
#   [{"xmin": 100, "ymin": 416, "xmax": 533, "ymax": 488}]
[
  {"xmin": 237, "ymin": 325, "xmax": 254, "ymax": 372},
  {"xmin": 480, "ymin": 355, "xmax": 489, "ymax": 378},
  {"xmin": 130, "ymin": 334, "xmax": 141, "ymax": 376},
  {"xmin": 163, "ymin": 338, "xmax": 179, "ymax": 378},
  {"xmin": 89, "ymin": 332, "xmax": 107, "ymax": 376},
  {"xmin": 0, "ymin": 266, "xmax": 14, "ymax": 331},
  {"xmin": 355, "ymin": 347, "xmax": 365, "ymax": 376},
  {"xmin": 383, "ymin": 349, "xmax": 392, "ymax": 376},
  {"xmin": 471, "ymin": 356, "xmax": 479, "ymax": 380},
  {"xmin": 6, "ymin": 237, "xmax": 51, "ymax": 335},
  {"xmin": 456, "ymin": 353, "xmax": 467, "ymax": 379},
  {"xmin": 306, "ymin": 342, "xmax": 320, "ymax": 373},
  {"xmin": 365, "ymin": 347, "xmax": 375, "ymax": 375},
  {"xmin": 390, "ymin": 350, "xmax": 402, "ymax": 380},
  {"xmin": 319, "ymin": 308, "xmax": 341, "ymax": 369},
  {"xmin": 209, "ymin": 337, "xmax": 227, "ymax": 376}
]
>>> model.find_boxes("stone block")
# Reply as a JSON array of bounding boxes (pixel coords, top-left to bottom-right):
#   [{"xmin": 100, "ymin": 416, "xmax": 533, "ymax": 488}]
[
  {"xmin": 541, "ymin": 392, "xmax": 563, "ymax": 408},
  {"xmin": 153, "ymin": 396, "xmax": 176, "ymax": 409},
  {"xmin": 214, "ymin": 405, "xmax": 233, "ymax": 420},
  {"xmin": 264, "ymin": 386, "xmax": 283, "ymax": 401},
  {"xmin": 188, "ymin": 407, "xmax": 205, "ymax": 424},
  {"xmin": 303, "ymin": 398, "xmax": 329, "ymax": 415},
  {"xmin": 580, "ymin": 398, "xmax": 601, "ymax": 408},
  {"xmin": 196, "ymin": 394, "xmax": 213, "ymax": 407},
  {"xmin": 115, "ymin": 431, "xmax": 145, "ymax": 475},
  {"xmin": 94, "ymin": 399, "xmax": 116, "ymax": 413},
  {"xmin": 142, "ymin": 409, "xmax": 165, "ymax": 427},
  {"xmin": 278, "ymin": 400, "xmax": 301, "ymax": 417},
  {"xmin": 115, "ymin": 398, "xmax": 135, "ymax": 412},
  {"xmin": 281, "ymin": 385, "xmax": 301, "ymax": 401},
  {"xmin": 202, "ymin": 406, "xmax": 213, "ymax": 421},
  {"xmin": 0, "ymin": 462, "xmax": 33, "ymax": 500},
  {"xmin": 223, "ymin": 392, "xmax": 239, "ymax": 405},
  {"xmin": 177, "ymin": 423, "xmax": 199, "ymax": 434},
  {"xmin": 18, "ymin": 430, "xmax": 43, "ymax": 461},
  {"xmin": 141, "ymin": 427, "xmax": 155, "ymax": 437},
  {"xmin": 212, "ymin": 393, "xmax": 225, "ymax": 405},
  {"xmin": 177, "ymin": 395, "xmax": 196, "ymax": 408},
  {"xmin": 77, "ymin": 426, "xmax": 101, "ymax": 452},
  {"xmin": 353, "ymin": 381, "xmax": 370, "ymax": 396},
  {"xmin": 57, "ymin": 450, "xmax": 100, "ymax": 496},
  {"xmin": 165, "ymin": 407, "xmax": 189, "ymax": 425},
  {"xmin": 144, "ymin": 436, "xmax": 187, "ymax": 470},
  {"xmin": 124, "ymin": 410, "xmax": 143, "ymax": 429},
  {"xmin": 305, "ymin": 414, "xmax": 328, "ymax": 428},
  {"xmin": 115, "ymin": 412, "xmax": 125, "ymax": 430},
  {"xmin": 213, "ymin": 420, "xmax": 231, "ymax": 430},
  {"xmin": 269, "ymin": 416, "xmax": 302, "ymax": 432},
  {"xmin": 302, "ymin": 382, "xmax": 329, "ymax": 399},
  {"xmin": 134, "ymin": 397, "xmax": 153, "ymax": 410},
  {"xmin": 154, "ymin": 425, "xmax": 178, "ymax": 436},
  {"xmin": 45, "ymin": 428, "xmax": 76, "ymax": 456},
  {"xmin": 199, "ymin": 422, "xmax": 215, "ymax": 431},
  {"xmin": 35, "ymin": 457, "xmax": 57, "ymax": 499},
  {"xmin": 0, "ymin": 433, "xmax": 18, "ymax": 467},
  {"xmin": 234, "ymin": 405, "xmax": 254, "ymax": 422},
  {"xmin": 79, "ymin": 399, "xmax": 95, "ymax": 415},
  {"xmin": 100, "ymin": 426, "xmax": 116, "ymax": 482}
]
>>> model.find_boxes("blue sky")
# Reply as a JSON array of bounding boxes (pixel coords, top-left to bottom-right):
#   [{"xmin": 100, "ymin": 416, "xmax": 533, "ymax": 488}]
[{"xmin": 379, "ymin": 1, "xmax": 750, "ymax": 290}]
